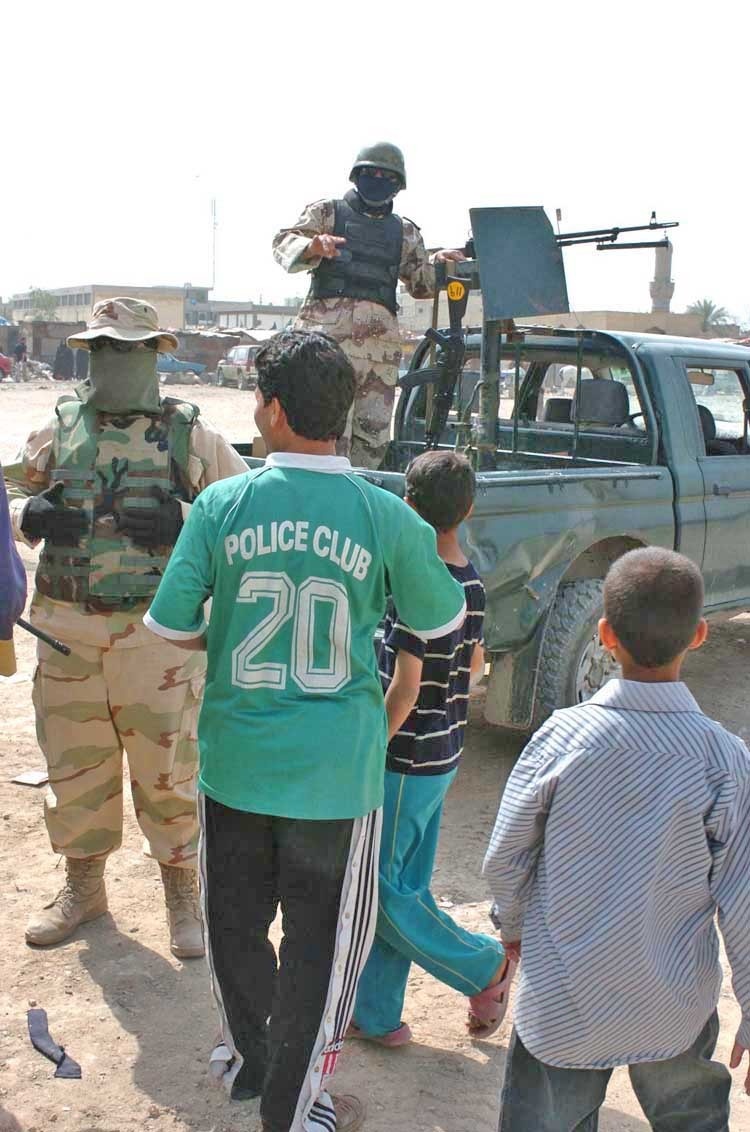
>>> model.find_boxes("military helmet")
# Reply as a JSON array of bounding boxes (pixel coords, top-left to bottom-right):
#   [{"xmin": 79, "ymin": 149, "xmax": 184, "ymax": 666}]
[{"xmin": 349, "ymin": 142, "xmax": 406, "ymax": 189}]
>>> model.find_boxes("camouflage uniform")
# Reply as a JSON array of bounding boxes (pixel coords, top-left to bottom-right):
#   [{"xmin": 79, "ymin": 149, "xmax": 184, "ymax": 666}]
[
  {"xmin": 6, "ymin": 397, "xmax": 247, "ymax": 866},
  {"xmin": 273, "ymin": 199, "xmax": 436, "ymax": 468}
]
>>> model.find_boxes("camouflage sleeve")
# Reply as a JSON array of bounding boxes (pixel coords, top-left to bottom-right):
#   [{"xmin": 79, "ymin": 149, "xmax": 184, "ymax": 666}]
[
  {"xmin": 399, "ymin": 219, "xmax": 436, "ymax": 299},
  {"xmin": 4, "ymin": 419, "xmax": 57, "ymax": 544},
  {"xmin": 185, "ymin": 418, "xmax": 249, "ymax": 502},
  {"xmin": 272, "ymin": 200, "xmax": 336, "ymax": 274}
]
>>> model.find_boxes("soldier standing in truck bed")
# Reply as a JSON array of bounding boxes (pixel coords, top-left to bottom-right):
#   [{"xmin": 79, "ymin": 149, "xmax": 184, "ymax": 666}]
[{"xmin": 273, "ymin": 142, "xmax": 465, "ymax": 469}]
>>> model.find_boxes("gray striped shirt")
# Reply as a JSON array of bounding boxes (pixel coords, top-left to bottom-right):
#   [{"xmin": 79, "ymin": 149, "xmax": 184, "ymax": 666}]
[{"xmin": 483, "ymin": 679, "xmax": 750, "ymax": 1068}]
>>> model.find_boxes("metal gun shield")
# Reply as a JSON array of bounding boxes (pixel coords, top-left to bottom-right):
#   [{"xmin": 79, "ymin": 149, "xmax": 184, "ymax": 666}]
[{"xmin": 469, "ymin": 206, "xmax": 569, "ymax": 320}]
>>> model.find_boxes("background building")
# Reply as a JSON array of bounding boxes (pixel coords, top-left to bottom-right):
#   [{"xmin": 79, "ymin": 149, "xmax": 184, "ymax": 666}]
[
  {"xmin": 10, "ymin": 284, "xmax": 301, "ymax": 333},
  {"xmin": 10, "ymin": 284, "xmax": 191, "ymax": 329}
]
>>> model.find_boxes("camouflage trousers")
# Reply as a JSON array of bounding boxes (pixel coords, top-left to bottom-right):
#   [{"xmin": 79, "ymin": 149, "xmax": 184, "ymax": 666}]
[
  {"xmin": 294, "ymin": 301, "xmax": 401, "ymax": 469},
  {"xmin": 337, "ymin": 339, "xmax": 399, "ymax": 469},
  {"xmin": 30, "ymin": 597, "xmax": 205, "ymax": 867}
]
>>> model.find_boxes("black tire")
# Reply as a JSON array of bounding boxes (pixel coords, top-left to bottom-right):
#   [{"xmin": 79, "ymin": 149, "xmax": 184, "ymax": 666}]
[
  {"xmin": 215, "ymin": 369, "xmax": 227, "ymax": 387},
  {"xmin": 535, "ymin": 579, "xmax": 618, "ymax": 725}
]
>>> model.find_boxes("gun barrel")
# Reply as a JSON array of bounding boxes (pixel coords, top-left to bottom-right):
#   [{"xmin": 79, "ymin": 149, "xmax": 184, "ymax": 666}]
[
  {"xmin": 556, "ymin": 219, "xmax": 679, "ymax": 244},
  {"xmin": 597, "ymin": 239, "xmax": 672, "ymax": 251},
  {"xmin": 17, "ymin": 617, "xmax": 71, "ymax": 656}
]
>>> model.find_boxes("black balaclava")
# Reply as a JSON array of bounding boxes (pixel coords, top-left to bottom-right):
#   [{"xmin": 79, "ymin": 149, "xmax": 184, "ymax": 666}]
[{"xmin": 354, "ymin": 169, "xmax": 401, "ymax": 210}]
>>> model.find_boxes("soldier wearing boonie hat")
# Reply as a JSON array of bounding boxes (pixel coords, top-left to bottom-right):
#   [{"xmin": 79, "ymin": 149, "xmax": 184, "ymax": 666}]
[
  {"xmin": 273, "ymin": 143, "xmax": 466, "ymax": 470},
  {"xmin": 5, "ymin": 296, "xmax": 249, "ymax": 958}
]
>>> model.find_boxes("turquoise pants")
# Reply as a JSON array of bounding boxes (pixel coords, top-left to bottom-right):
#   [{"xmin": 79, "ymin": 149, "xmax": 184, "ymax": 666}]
[{"xmin": 353, "ymin": 768, "xmax": 504, "ymax": 1035}]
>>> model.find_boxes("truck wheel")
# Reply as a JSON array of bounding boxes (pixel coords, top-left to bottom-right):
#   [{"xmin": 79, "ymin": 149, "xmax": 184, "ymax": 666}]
[
  {"xmin": 535, "ymin": 579, "xmax": 619, "ymax": 724},
  {"xmin": 215, "ymin": 370, "xmax": 226, "ymax": 387}
]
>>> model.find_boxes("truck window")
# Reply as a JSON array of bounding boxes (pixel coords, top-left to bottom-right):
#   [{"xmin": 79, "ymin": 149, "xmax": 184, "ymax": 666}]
[
  {"xmin": 462, "ymin": 357, "xmax": 526, "ymax": 422},
  {"xmin": 536, "ymin": 365, "xmax": 594, "ymax": 424},
  {"xmin": 535, "ymin": 364, "xmax": 642, "ymax": 430},
  {"xmin": 497, "ymin": 350, "xmax": 652, "ymax": 464},
  {"xmin": 683, "ymin": 366, "xmax": 747, "ymax": 455}
]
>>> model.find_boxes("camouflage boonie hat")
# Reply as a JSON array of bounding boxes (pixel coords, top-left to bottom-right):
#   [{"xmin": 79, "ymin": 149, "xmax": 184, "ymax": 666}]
[
  {"xmin": 68, "ymin": 297, "xmax": 179, "ymax": 352},
  {"xmin": 350, "ymin": 142, "xmax": 406, "ymax": 189}
]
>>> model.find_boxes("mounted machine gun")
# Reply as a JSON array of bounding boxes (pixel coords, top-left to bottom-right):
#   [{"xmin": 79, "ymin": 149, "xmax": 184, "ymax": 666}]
[{"xmin": 394, "ymin": 208, "xmax": 678, "ymax": 469}]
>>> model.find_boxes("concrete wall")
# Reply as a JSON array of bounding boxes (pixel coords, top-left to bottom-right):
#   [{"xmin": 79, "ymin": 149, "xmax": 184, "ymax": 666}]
[
  {"xmin": 396, "ymin": 290, "xmax": 734, "ymax": 339},
  {"xmin": 521, "ymin": 310, "xmax": 715, "ymax": 337},
  {"xmin": 17, "ymin": 321, "xmax": 86, "ymax": 365},
  {"xmin": 174, "ymin": 331, "xmax": 242, "ymax": 372}
]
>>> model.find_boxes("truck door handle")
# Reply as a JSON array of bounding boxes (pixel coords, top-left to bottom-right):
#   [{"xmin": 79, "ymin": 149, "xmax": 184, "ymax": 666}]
[{"xmin": 712, "ymin": 483, "xmax": 733, "ymax": 496}]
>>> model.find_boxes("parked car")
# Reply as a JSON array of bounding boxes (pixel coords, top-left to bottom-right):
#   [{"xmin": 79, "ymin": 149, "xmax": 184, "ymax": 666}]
[
  {"xmin": 215, "ymin": 345, "xmax": 259, "ymax": 390},
  {"xmin": 156, "ymin": 353, "xmax": 207, "ymax": 381},
  {"xmin": 0, "ymin": 353, "xmax": 12, "ymax": 380}
]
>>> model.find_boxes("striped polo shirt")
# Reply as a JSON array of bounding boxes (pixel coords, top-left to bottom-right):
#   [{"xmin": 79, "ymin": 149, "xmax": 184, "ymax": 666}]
[
  {"xmin": 379, "ymin": 561, "xmax": 485, "ymax": 776},
  {"xmin": 484, "ymin": 679, "xmax": 750, "ymax": 1068}
]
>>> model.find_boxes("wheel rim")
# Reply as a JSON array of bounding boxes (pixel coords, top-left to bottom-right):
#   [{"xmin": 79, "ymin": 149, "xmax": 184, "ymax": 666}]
[{"xmin": 574, "ymin": 633, "xmax": 619, "ymax": 702}]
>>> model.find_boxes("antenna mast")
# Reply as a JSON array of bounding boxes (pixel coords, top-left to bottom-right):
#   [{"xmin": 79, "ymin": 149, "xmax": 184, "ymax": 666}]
[{"xmin": 211, "ymin": 198, "xmax": 218, "ymax": 291}]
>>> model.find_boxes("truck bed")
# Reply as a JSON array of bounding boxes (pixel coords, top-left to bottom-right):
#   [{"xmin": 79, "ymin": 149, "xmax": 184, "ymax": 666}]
[{"xmin": 242, "ymin": 451, "xmax": 675, "ymax": 653}]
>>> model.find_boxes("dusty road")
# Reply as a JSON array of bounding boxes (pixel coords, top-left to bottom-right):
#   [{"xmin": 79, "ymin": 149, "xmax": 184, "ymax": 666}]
[{"xmin": 2, "ymin": 380, "xmax": 750, "ymax": 1131}]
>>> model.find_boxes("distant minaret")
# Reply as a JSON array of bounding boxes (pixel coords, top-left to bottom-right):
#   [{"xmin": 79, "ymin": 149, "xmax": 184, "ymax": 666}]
[{"xmin": 650, "ymin": 239, "xmax": 674, "ymax": 312}]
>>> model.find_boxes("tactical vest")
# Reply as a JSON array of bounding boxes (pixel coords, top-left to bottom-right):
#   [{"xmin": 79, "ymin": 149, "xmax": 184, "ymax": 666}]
[
  {"xmin": 310, "ymin": 191, "xmax": 403, "ymax": 316},
  {"xmin": 36, "ymin": 395, "xmax": 198, "ymax": 608}
]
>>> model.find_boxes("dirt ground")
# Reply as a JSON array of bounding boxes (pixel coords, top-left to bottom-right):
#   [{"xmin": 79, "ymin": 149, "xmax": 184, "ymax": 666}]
[{"xmin": 2, "ymin": 379, "xmax": 750, "ymax": 1132}]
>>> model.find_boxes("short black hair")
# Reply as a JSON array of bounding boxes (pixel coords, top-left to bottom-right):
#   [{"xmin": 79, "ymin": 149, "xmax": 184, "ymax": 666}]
[
  {"xmin": 405, "ymin": 450, "xmax": 476, "ymax": 531},
  {"xmin": 603, "ymin": 548, "xmax": 704, "ymax": 667},
  {"xmin": 255, "ymin": 330, "xmax": 356, "ymax": 441}
]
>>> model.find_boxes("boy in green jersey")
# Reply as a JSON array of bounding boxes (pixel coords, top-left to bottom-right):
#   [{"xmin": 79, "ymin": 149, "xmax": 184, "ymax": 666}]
[{"xmin": 144, "ymin": 330, "xmax": 466, "ymax": 1132}]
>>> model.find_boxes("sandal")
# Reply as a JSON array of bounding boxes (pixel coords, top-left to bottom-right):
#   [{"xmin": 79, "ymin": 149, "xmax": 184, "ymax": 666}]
[
  {"xmin": 467, "ymin": 959, "xmax": 517, "ymax": 1038},
  {"xmin": 346, "ymin": 1021, "xmax": 413, "ymax": 1048}
]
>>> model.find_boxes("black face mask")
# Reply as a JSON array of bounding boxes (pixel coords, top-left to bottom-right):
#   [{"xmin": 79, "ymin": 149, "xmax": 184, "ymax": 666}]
[{"xmin": 355, "ymin": 171, "xmax": 400, "ymax": 208}]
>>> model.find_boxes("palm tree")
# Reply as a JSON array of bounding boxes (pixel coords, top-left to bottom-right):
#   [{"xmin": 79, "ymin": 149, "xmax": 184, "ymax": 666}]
[{"xmin": 686, "ymin": 299, "xmax": 729, "ymax": 333}]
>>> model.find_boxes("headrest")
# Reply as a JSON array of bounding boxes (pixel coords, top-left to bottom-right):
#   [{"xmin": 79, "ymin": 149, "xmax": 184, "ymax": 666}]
[
  {"xmin": 574, "ymin": 379, "xmax": 629, "ymax": 426},
  {"xmin": 542, "ymin": 397, "xmax": 573, "ymax": 423},
  {"xmin": 697, "ymin": 403, "xmax": 717, "ymax": 442}
]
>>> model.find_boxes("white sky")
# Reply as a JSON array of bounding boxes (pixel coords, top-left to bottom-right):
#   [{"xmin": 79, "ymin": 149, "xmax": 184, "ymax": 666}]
[{"xmin": 5, "ymin": 0, "xmax": 750, "ymax": 324}]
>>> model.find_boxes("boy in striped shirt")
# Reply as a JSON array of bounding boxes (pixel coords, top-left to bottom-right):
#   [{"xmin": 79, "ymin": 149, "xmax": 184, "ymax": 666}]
[
  {"xmin": 350, "ymin": 451, "xmax": 513, "ymax": 1047},
  {"xmin": 485, "ymin": 547, "xmax": 750, "ymax": 1130}
]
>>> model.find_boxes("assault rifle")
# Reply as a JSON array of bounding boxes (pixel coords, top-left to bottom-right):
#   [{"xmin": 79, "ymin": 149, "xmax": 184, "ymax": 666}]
[{"xmin": 399, "ymin": 273, "xmax": 471, "ymax": 449}]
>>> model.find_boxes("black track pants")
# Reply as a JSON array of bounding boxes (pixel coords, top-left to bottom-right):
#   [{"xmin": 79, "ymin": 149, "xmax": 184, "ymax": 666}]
[{"xmin": 199, "ymin": 795, "xmax": 381, "ymax": 1132}]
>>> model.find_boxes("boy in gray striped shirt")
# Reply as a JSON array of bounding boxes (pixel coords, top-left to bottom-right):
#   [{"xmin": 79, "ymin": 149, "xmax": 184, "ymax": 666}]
[{"xmin": 485, "ymin": 547, "xmax": 750, "ymax": 1130}]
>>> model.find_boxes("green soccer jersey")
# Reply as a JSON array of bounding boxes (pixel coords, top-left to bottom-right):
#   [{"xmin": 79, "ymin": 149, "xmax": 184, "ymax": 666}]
[{"xmin": 144, "ymin": 453, "xmax": 466, "ymax": 820}]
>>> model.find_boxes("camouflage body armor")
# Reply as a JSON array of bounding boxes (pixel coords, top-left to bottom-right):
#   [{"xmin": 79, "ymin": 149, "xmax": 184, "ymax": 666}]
[
  {"xmin": 37, "ymin": 393, "xmax": 198, "ymax": 607},
  {"xmin": 310, "ymin": 190, "xmax": 403, "ymax": 316}
]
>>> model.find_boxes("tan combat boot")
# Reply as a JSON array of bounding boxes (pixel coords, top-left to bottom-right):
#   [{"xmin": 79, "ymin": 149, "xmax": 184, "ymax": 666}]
[
  {"xmin": 159, "ymin": 864, "xmax": 204, "ymax": 959},
  {"xmin": 25, "ymin": 857, "xmax": 108, "ymax": 946}
]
